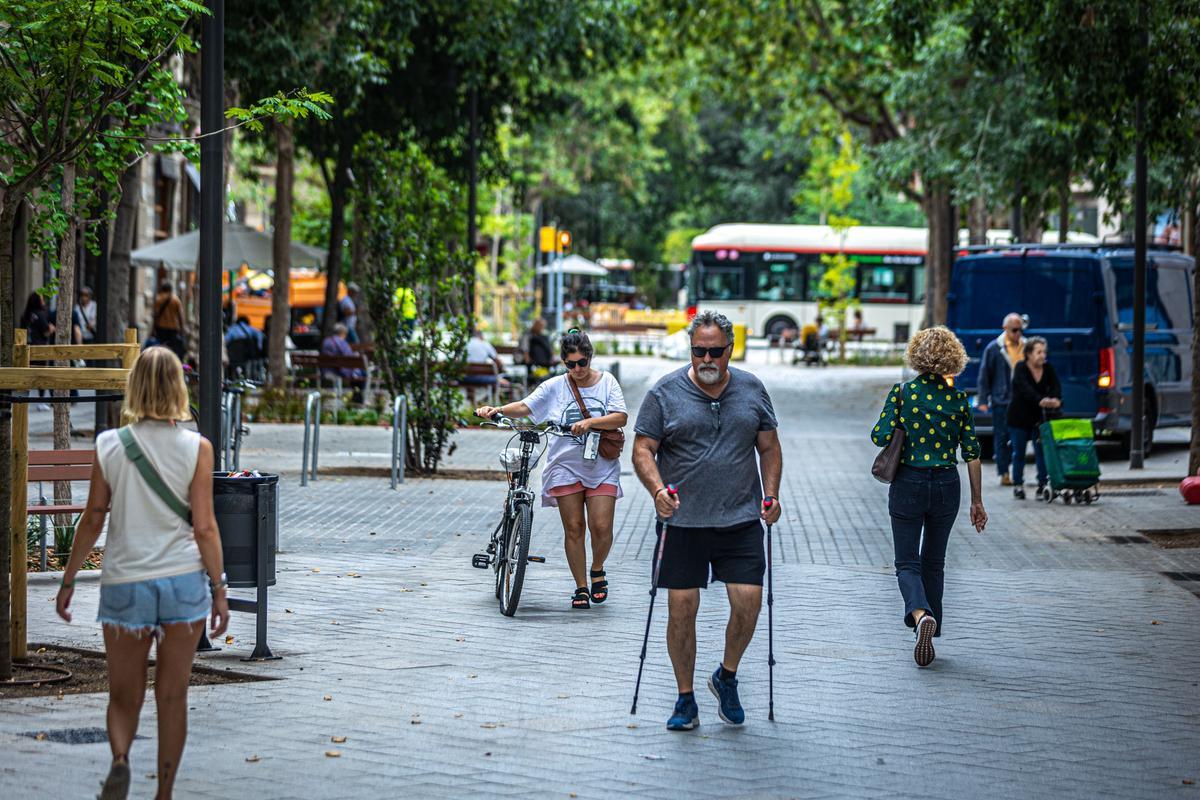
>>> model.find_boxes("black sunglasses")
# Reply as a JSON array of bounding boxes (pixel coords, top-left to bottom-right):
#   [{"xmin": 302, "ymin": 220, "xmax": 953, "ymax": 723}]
[
  {"xmin": 565, "ymin": 357, "xmax": 589, "ymax": 369},
  {"xmin": 691, "ymin": 344, "xmax": 731, "ymax": 359}
]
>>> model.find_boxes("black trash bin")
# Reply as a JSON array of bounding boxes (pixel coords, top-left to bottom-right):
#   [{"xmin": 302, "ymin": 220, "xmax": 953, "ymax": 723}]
[{"xmin": 212, "ymin": 472, "xmax": 278, "ymax": 588}]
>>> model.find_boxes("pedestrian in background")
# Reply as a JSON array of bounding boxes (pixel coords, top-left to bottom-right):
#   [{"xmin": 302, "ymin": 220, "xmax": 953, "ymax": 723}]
[
  {"xmin": 150, "ymin": 282, "xmax": 187, "ymax": 360},
  {"xmin": 872, "ymin": 326, "xmax": 987, "ymax": 667},
  {"xmin": 56, "ymin": 346, "xmax": 230, "ymax": 800},
  {"xmin": 976, "ymin": 313, "xmax": 1025, "ymax": 486},
  {"xmin": 20, "ymin": 291, "xmax": 54, "ymax": 408},
  {"xmin": 78, "ymin": 285, "xmax": 98, "ymax": 343},
  {"xmin": 476, "ymin": 330, "xmax": 627, "ymax": 610},
  {"xmin": 633, "ymin": 310, "xmax": 782, "ymax": 730},
  {"xmin": 1007, "ymin": 336, "xmax": 1061, "ymax": 500}
]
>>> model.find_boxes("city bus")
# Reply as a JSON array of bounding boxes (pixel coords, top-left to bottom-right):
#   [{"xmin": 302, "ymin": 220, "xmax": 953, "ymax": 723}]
[{"xmin": 688, "ymin": 224, "xmax": 928, "ymax": 342}]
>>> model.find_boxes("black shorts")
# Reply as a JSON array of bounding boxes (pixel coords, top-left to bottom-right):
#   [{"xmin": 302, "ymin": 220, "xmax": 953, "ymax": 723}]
[{"xmin": 654, "ymin": 519, "xmax": 766, "ymax": 589}]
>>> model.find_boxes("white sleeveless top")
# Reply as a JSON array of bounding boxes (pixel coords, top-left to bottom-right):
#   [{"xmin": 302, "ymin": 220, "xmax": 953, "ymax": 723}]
[{"xmin": 96, "ymin": 420, "xmax": 203, "ymax": 584}]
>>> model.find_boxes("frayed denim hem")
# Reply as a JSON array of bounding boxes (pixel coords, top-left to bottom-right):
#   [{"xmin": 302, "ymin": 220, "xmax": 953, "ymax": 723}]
[{"xmin": 99, "ymin": 619, "xmax": 161, "ymax": 640}]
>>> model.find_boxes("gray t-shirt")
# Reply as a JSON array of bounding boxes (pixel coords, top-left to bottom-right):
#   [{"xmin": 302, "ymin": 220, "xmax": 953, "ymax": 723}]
[{"xmin": 635, "ymin": 366, "xmax": 777, "ymax": 528}]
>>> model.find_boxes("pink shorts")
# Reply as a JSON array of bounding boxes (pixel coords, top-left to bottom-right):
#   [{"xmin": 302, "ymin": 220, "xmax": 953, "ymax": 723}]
[{"xmin": 547, "ymin": 482, "xmax": 619, "ymax": 499}]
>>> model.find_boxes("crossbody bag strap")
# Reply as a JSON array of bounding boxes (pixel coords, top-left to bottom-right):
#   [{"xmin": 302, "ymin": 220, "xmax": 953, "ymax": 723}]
[
  {"xmin": 117, "ymin": 427, "xmax": 192, "ymax": 525},
  {"xmin": 566, "ymin": 375, "xmax": 592, "ymax": 420}
]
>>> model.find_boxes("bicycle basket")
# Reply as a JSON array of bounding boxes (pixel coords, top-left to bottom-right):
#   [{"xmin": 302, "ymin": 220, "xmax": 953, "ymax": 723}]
[{"xmin": 498, "ymin": 447, "xmax": 525, "ymax": 473}]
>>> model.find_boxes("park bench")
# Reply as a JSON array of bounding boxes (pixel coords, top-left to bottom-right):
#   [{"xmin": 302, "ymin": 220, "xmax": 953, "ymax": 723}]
[
  {"xmin": 291, "ymin": 351, "xmax": 375, "ymax": 406},
  {"xmin": 26, "ymin": 450, "xmax": 103, "ymax": 570}
]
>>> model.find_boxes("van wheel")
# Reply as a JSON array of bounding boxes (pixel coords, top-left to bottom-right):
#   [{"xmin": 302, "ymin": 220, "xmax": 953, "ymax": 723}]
[
  {"xmin": 1118, "ymin": 397, "xmax": 1157, "ymax": 459},
  {"xmin": 764, "ymin": 316, "xmax": 797, "ymax": 341}
]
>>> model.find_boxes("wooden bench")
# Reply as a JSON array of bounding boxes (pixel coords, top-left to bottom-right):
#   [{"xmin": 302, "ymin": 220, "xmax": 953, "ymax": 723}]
[
  {"xmin": 291, "ymin": 351, "xmax": 375, "ymax": 405},
  {"xmin": 27, "ymin": 450, "xmax": 96, "ymax": 516}
]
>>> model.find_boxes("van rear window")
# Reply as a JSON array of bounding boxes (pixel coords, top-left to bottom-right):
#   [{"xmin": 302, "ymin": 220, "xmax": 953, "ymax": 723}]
[{"xmin": 951, "ymin": 256, "xmax": 1097, "ymax": 329}]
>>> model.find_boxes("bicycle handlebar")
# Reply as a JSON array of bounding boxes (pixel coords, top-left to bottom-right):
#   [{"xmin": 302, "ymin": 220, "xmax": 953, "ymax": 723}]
[{"xmin": 479, "ymin": 413, "xmax": 576, "ymax": 439}]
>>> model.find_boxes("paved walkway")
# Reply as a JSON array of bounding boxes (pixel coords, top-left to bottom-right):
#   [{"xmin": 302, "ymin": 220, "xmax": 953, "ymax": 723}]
[{"xmin": 5, "ymin": 357, "xmax": 1200, "ymax": 799}]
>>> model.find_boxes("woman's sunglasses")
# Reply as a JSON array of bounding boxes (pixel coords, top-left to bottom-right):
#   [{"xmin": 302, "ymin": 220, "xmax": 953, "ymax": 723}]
[
  {"xmin": 565, "ymin": 357, "xmax": 589, "ymax": 369},
  {"xmin": 691, "ymin": 344, "xmax": 731, "ymax": 359}
]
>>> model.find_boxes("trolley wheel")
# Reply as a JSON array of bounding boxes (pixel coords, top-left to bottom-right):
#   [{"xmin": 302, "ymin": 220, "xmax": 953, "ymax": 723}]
[
  {"xmin": 1083, "ymin": 492, "xmax": 1093, "ymax": 505},
  {"xmin": 1063, "ymin": 493, "xmax": 1072, "ymax": 505}
]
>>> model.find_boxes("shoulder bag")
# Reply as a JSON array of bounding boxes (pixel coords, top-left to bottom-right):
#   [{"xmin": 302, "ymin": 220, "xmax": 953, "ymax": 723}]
[
  {"xmin": 567, "ymin": 375, "xmax": 626, "ymax": 460},
  {"xmin": 871, "ymin": 382, "xmax": 907, "ymax": 484},
  {"xmin": 118, "ymin": 427, "xmax": 192, "ymax": 525}
]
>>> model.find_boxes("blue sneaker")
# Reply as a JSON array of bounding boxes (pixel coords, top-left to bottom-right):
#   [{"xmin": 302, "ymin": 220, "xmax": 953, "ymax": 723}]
[
  {"xmin": 666, "ymin": 694, "xmax": 700, "ymax": 731},
  {"xmin": 707, "ymin": 666, "xmax": 745, "ymax": 725}
]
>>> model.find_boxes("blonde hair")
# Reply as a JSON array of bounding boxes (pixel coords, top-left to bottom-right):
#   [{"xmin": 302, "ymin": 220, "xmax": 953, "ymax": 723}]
[
  {"xmin": 122, "ymin": 347, "xmax": 190, "ymax": 424},
  {"xmin": 906, "ymin": 326, "xmax": 969, "ymax": 377}
]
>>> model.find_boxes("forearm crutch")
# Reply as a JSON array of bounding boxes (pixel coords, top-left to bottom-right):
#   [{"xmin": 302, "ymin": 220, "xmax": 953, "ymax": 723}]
[
  {"xmin": 631, "ymin": 484, "xmax": 677, "ymax": 715},
  {"xmin": 764, "ymin": 498, "xmax": 776, "ymax": 722}
]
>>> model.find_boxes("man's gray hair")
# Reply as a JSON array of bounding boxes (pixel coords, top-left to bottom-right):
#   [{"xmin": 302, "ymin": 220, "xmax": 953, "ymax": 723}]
[{"xmin": 687, "ymin": 310, "xmax": 734, "ymax": 345}]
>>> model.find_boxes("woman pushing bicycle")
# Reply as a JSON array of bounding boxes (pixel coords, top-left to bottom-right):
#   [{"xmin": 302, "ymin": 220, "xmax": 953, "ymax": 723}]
[{"xmin": 476, "ymin": 329, "xmax": 628, "ymax": 610}]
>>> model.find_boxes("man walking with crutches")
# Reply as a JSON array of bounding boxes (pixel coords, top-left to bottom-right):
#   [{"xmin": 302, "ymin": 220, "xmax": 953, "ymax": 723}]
[{"xmin": 632, "ymin": 310, "xmax": 782, "ymax": 731}]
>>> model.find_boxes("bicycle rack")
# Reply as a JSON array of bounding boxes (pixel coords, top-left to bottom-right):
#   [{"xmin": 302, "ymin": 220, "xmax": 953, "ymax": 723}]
[
  {"xmin": 300, "ymin": 390, "xmax": 322, "ymax": 486},
  {"xmin": 390, "ymin": 394, "xmax": 407, "ymax": 489},
  {"xmin": 221, "ymin": 391, "xmax": 243, "ymax": 471}
]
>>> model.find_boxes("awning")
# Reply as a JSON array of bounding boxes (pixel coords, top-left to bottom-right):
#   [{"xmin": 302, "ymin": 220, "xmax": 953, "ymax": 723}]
[
  {"xmin": 131, "ymin": 221, "xmax": 327, "ymax": 271},
  {"xmin": 535, "ymin": 254, "xmax": 608, "ymax": 278}
]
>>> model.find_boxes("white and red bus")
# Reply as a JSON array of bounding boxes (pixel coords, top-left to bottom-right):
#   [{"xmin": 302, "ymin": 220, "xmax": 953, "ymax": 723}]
[{"xmin": 688, "ymin": 224, "xmax": 928, "ymax": 342}]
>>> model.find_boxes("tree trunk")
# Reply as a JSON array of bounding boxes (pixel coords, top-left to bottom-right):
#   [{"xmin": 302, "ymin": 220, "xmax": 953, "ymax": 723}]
[
  {"xmin": 269, "ymin": 121, "xmax": 295, "ymax": 389},
  {"xmin": 923, "ymin": 184, "xmax": 954, "ymax": 327},
  {"xmin": 1058, "ymin": 176, "xmax": 1071, "ymax": 243},
  {"xmin": 1189, "ymin": 196, "xmax": 1200, "ymax": 477},
  {"xmin": 349, "ymin": 198, "xmax": 372, "ymax": 346},
  {"xmin": 968, "ymin": 195, "xmax": 988, "ymax": 245},
  {"xmin": 53, "ymin": 162, "xmax": 78, "ymax": 517},
  {"xmin": 105, "ymin": 162, "xmax": 139, "ymax": 429},
  {"xmin": 1023, "ymin": 194, "xmax": 1045, "ymax": 244},
  {"xmin": 0, "ymin": 194, "xmax": 20, "ymax": 681},
  {"xmin": 319, "ymin": 145, "xmax": 352, "ymax": 341}
]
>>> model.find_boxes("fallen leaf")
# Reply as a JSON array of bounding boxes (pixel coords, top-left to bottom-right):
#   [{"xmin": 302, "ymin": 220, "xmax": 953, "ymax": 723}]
[
  {"xmin": 455, "ymin": 637, "xmax": 466, "ymax": 642},
  {"xmin": 468, "ymin": 673, "xmax": 477, "ymax": 679},
  {"xmin": 311, "ymin": 568, "xmax": 321, "ymax": 573},
  {"xmin": 1151, "ymin": 620, "xmax": 1163, "ymax": 625},
  {"xmin": 640, "ymin": 754, "xmax": 665, "ymax": 761},
  {"xmin": 376, "ymin": 608, "xmax": 385, "ymax": 612},
  {"xmin": 556, "ymin": 694, "xmax": 569, "ymax": 699},
  {"xmin": 145, "ymin": 773, "xmax": 156, "ymax": 780},
  {"xmin": 34, "ymin": 733, "xmax": 46, "ymax": 741},
  {"xmin": 224, "ymin": 635, "xmax": 234, "ymax": 644},
  {"xmin": 480, "ymin": 723, "xmax": 498, "ymax": 729},
  {"xmin": 570, "ymin": 794, "xmax": 577, "ymax": 798},
  {"xmin": 325, "ymin": 750, "xmax": 341, "ymax": 758},
  {"xmin": 420, "ymin": 582, "xmax": 428, "ymax": 586},
  {"xmin": 410, "ymin": 719, "xmax": 421, "ymax": 725},
  {"xmin": 285, "ymin": 609, "xmax": 294, "ymax": 614},
  {"xmin": 330, "ymin": 621, "xmax": 339, "ymax": 626},
  {"xmin": 369, "ymin": 531, "xmax": 377, "ymax": 535},
  {"xmin": 245, "ymin": 755, "xmax": 260, "ymax": 763},
  {"xmin": 399, "ymin": 588, "xmax": 413, "ymax": 593},
  {"xmin": 331, "ymin": 736, "xmax": 347, "ymax": 744},
  {"xmin": 1183, "ymin": 779, "xmax": 1195, "ymax": 786},
  {"xmin": 323, "ymin": 695, "xmax": 332, "ymax": 701},
  {"xmin": 626, "ymin": 724, "xmax": 637, "ymax": 729},
  {"xmin": 454, "ymin": 713, "xmax": 464, "ymax": 718}
]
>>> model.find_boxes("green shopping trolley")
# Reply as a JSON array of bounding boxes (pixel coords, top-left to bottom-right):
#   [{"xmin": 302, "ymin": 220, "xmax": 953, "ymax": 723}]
[{"xmin": 1037, "ymin": 417, "xmax": 1101, "ymax": 504}]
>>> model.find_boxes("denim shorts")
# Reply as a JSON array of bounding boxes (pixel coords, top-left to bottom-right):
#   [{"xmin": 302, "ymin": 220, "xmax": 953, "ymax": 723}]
[{"xmin": 97, "ymin": 570, "xmax": 210, "ymax": 637}]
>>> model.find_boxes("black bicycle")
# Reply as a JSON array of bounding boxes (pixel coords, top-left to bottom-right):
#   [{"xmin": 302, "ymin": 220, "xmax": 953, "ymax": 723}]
[{"xmin": 472, "ymin": 413, "xmax": 580, "ymax": 616}]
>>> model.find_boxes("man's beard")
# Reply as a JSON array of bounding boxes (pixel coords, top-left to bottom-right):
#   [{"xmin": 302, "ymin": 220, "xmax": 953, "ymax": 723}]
[{"xmin": 696, "ymin": 364, "xmax": 722, "ymax": 385}]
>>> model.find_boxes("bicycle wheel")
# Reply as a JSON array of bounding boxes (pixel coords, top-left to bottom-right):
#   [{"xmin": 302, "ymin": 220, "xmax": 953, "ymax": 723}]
[{"xmin": 498, "ymin": 502, "xmax": 532, "ymax": 616}]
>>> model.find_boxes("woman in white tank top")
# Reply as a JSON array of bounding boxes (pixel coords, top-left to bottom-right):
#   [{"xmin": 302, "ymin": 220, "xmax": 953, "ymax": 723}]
[{"xmin": 56, "ymin": 347, "xmax": 229, "ymax": 800}]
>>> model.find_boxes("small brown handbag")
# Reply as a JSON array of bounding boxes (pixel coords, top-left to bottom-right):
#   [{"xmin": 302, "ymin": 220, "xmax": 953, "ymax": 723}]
[
  {"xmin": 567, "ymin": 375, "xmax": 625, "ymax": 460},
  {"xmin": 871, "ymin": 382, "xmax": 907, "ymax": 484}
]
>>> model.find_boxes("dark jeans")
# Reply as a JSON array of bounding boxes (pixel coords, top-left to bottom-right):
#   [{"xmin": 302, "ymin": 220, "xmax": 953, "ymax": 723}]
[
  {"xmin": 888, "ymin": 465, "xmax": 960, "ymax": 636},
  {"xmin": 1010, "ymin": 425, "xmax": 1047, "ymax": 487},
  {"xmin": 991, "ymin": 403, "xmax": 1011, "ymax": 476}
]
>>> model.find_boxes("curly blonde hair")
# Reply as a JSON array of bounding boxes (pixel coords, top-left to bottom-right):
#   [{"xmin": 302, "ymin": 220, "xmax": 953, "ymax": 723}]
[{"xmin": 906, "ymin": 326, "xmax": 968, "ymax": 377}]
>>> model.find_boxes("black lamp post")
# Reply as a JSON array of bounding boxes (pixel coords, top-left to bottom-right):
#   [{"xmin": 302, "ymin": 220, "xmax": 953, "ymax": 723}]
[{"xmin": 199, "ymin": 0, "xmax": 224, "ymax": 448}]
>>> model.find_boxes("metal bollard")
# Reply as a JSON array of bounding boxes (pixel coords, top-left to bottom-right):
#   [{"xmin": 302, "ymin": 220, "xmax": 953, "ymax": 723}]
[
  {"xmin": 390, "ymin": 394, "xmax": 407, "ymax": 489},
  {"xmin": 301, "ymin": 390, "xmax": 322, "ymax": 486}
]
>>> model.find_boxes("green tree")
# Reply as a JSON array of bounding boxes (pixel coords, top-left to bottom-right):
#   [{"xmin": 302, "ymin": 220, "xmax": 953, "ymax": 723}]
[{"xmin": 354, "ymin": 134, "xmax": 472, "ymax": 474}]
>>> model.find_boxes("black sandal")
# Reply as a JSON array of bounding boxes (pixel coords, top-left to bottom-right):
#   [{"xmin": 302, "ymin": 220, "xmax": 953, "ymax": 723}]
[
  {"xmin": 572, "ymin": 586, "xmax": 591, "ymax": 609},
  {"xmin": 590, "ymin": 570, "xmax": 609, "ymax": 605}
]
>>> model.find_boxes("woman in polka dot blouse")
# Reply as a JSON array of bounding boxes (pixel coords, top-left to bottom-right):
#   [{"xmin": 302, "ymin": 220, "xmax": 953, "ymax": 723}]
[{"xmin": 871, "ymin": 326, "xmax": 988, "ymax": 667}]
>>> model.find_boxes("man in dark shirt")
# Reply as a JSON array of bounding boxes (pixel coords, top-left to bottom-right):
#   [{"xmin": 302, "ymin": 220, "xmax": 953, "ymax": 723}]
[{"xmin": 633, "ymin": 310, "xmax": 782, "ymax": 732}]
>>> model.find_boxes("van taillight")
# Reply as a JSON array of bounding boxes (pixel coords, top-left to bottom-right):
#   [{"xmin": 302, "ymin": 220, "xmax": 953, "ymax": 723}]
[
  {"xmin": 686, "ymin": 305, "xmax": 697, "ymax": 321},
  {"xmin": 1098, "ymin": 347, "xmax": 1114, "ymax": 389}
]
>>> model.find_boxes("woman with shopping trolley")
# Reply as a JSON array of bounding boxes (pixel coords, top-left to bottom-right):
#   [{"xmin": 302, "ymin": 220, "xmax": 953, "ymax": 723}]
[{"xmin": 476, "ymin": 329, "xmax": 628, "ymax": 610}]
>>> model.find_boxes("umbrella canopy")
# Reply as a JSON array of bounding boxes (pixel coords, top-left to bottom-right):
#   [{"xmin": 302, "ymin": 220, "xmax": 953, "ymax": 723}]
[
  {"xmin": 130, "ymin": 221, "xmax": 327, "ymax": 271},
  {"xmin": 535, "ymin": 253, "xmax": 608, "ymax": 277}
]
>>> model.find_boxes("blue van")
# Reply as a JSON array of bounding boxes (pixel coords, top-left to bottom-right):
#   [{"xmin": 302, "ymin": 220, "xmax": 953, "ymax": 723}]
[{"xmin": 948, "ymin": 245, "xmax": 1195, "ymax": 457}]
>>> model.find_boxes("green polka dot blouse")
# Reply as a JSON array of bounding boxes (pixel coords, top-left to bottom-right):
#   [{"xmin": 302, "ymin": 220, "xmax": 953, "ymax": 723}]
[{"xmin": 870, "ymin": 373, "xmax": 980, "ymax": 466}]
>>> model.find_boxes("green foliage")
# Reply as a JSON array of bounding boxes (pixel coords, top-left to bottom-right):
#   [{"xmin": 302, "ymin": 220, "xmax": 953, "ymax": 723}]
[{"xmin": 354, "ymin": 134, "xmax": 472, "ymax": 474}]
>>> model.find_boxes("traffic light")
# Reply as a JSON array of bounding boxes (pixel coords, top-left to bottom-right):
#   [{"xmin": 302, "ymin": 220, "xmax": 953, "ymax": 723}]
[{"xmin": 558, "ymin": 230, "xmax": 572, "ymax": 253}]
